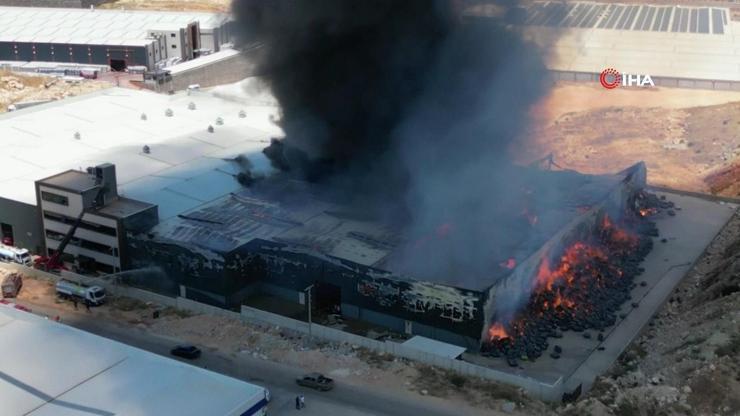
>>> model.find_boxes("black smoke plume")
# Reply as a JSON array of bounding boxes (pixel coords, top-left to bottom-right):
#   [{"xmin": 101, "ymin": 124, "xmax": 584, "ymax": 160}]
[{"xmin": 232, "ymin": 0, "xmax": 551, "ymax": 286}]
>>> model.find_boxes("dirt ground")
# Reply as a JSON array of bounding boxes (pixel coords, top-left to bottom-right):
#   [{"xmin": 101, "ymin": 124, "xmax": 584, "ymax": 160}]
[
  {"xmin": 0, "ymin": 71, "xmax": 109, "ymax": 113},
  {"xmin": 517, "ymin": 82, "xmax": 740, "ymax": 197},
  {"xmin": 98, "ymin": 0, "xmax": 231, "ymax": 12}
]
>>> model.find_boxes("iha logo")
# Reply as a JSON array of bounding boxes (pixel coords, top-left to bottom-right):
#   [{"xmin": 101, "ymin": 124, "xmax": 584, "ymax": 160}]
[{"xmin": 599, "ymin": 68, "xmax": 654, "ymax": 89}]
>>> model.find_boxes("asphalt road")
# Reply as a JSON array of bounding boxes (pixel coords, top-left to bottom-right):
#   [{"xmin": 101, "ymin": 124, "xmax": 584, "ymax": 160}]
[{"xmin": 24, "ymin": 302, "xmax": 473, "ymax": 416}]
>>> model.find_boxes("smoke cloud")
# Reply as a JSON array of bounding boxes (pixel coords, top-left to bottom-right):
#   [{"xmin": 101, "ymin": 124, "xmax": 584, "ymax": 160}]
[{"xmin": 232, "ymin": 0, "xmax": 551, "ymax": 287}]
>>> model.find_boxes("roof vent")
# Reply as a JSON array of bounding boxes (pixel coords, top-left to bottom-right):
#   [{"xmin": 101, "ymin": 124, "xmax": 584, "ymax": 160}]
[
  {"xmin": 188, "ymin": 102, "xmax": 196, "ymax": 110},
  {"xmin": 215, "ymin": 116, "xmax": 224, "ymax": 125},
  {"xmin": 165, "ymin": 108, "xmax": 173, "ymax": 117},
  {"xmin": 143, "ymin": 145, "xmax": 151, "ymax": 154},
  {"xmin": 238, "ymin": 110, "xmax": 246, "ymax": 118},
  {"xmin": 141, "ymin": 113, "xmax": 147, "ymax": 120},
  {"xmin": 73, "ymin": 131, "xmax": 81, "ymax": 140},
  {"xmin": 207, "ymin": 125, "xmax": 214, "ymax": 133}
]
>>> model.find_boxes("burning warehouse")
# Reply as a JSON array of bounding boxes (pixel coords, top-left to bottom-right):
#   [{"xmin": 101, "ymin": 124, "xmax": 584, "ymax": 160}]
[{"xmin": 128, "ymin": 161, "xmax": 658, "ymax": 349}]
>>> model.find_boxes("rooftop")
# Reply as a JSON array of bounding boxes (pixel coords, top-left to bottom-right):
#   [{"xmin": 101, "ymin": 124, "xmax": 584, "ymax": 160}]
[
  {"xmin": 0, "ymin": 304, "xmax": 266, "ymax": 416},
  {"xmin": 95, "ymin": 196, "xmax": 156, "ymax": 219},
  {"xmin": 0, "ymin": 81, "xmax": 281, "ymax": 220},
  {"xmin": 0, "ymin": 6, "xmax": 229, "ymax": 46},
  {"xmin": 149, "ymin": 164, "xmax": 638, "ymax": 290},
  {"xmin": 39, "ymin": 170, "xmax": 97, "ymax": 193},
  {"xmin": 519, "ymin": 2, "xmax": 740, "ymax": 82}
]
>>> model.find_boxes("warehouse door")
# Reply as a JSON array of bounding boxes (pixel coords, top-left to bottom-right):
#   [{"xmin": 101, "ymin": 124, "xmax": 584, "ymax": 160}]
[
  {"xmin": 1, "ymin": 223, "xmax": 13, "ymax": 246},
  {"xmin": 315, "ymin": 282, "xmax": 341, "ymax": 314},
  {"xmin": 110, "ymin": 59, "xmax": 127, "ymax": 72}
]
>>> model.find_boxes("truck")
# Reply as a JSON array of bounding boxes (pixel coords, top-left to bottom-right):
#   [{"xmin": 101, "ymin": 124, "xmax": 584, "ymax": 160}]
[
  {"xmin": 1, "ymin": 273, "xmax": 23, "ymax": 298},
  {"xmin": 55, "ymin": 279, "xmax": 106, "ymax": 306},
  {"xmin": 0, "ymin": 244, "xmax": 33, "ymax": 266}
]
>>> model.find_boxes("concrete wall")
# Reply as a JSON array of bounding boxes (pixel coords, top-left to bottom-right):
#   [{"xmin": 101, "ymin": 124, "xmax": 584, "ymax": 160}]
[
  {"xmin": 551, "ymin": 70, "xmax": 740, "ymax": 91},
  {"xmin": 0, "ymin": 197, "xmax": 43, "ymax": 253},
  {"xmin": 168, "ymin": 53, "xmax": 254, "ymax": 91}
]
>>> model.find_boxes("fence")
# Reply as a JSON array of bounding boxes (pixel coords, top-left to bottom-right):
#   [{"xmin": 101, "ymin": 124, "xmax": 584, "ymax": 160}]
[{"xmin": 0, "ymin": 262, "xmax": 564, "ymax": 400}]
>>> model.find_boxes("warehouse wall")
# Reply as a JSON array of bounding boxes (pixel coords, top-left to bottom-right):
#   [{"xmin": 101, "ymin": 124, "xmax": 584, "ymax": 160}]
[
  {"xmin": 167, "ymin": 52, "xmax": 255, "ymax": 91},
  {"xmin": 0, "ymin": 0, "xmax": 106, "ymax": 7},
  {"xmin": 0, "ymin": 42, "xmax": 150, "ymax": 69},
  {"xmin": 0, "ymin": 197, "xmax": 43, "ymax": 253}
]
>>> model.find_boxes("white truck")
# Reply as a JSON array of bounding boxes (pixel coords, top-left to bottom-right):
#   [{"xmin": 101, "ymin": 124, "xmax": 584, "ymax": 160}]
[
  {"xmin": 0, "ymin": 244, "xmax": 33, "ymax": 266},
  {"xmin": 55, "ymin": 279, "xmax": 106, "ymax": 306}
]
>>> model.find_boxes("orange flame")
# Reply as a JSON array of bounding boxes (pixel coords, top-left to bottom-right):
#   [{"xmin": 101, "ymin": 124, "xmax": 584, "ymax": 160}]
[
  {"xmin": 488, "ymin": 322, "xmax": 509, "ymax": 340},
  {"xmin": 500, "ymin": 258, "xmax": 516, "ymax": 269}
]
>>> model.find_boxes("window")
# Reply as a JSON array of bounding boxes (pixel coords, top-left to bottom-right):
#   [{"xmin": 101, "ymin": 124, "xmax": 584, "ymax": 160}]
[
  {"xmin": 43, "ymin": 211, "xmax": 117, "ymax": 237},
  {"xmin": 170, "ymin": 33, "xmax": 176, "ymax": 38},
  {"xmin": 41, "ymin": 191, "xmax": 69, "ymax": 206},
  {"xmin": 171, "ymin": 45, "xmax": 177, "ymax": 49}
]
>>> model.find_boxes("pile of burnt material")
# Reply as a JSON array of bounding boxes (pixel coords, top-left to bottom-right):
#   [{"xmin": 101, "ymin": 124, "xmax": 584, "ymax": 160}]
[{"xmin": 481, "ymin": 192, "xmax": 673, "ymax": 367}]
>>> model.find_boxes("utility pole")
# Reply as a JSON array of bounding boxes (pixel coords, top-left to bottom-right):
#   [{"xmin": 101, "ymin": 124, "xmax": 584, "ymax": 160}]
[{"xmin": 304, "ymin": 284, "xmax": 314, "ymax": 342}]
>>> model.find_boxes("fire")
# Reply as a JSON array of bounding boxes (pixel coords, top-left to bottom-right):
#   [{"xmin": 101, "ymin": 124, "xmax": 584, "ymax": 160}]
[
  {"xmin": 601, "ymin": 214, "xmax": 637, "ymax": 245},
  {"xmin": 534, "ymin": 242, "xmax": 606, "ymax": 291},
  {"xmin": 500, "ymin": 258, "xmax": 516, "ymax": 269},
  {"xmin": 488, "ymin": 322, "xmax": 509, "ymax": 340},
  {"xmin": 639, "ymin": 208, "xmax": 657, "ymax": 217}
]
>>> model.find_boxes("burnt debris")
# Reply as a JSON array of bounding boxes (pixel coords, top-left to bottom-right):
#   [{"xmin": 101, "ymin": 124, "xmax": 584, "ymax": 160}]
[{"xmin": 482, "ymin": 192, "xmax": 676, "ymax": 365}]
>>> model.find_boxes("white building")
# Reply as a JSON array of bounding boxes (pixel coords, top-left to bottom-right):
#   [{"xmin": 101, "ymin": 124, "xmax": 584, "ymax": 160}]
[
  {"xmin": 0, "ymin": 84, "xmax": 280, "ymax": 273},
  {"xmin": 0, "ymin": 303, "xmax": 269, "ymax": 415}
]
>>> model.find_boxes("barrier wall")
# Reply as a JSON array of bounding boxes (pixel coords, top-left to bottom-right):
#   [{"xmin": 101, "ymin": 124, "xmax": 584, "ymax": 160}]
[
  {"xmin": 551, "ymin": 70, "xmax": 740, "ymax": 91},
  {"xmin": 0, "ymin": 262, "xmax": 563, "ymax": 400}
]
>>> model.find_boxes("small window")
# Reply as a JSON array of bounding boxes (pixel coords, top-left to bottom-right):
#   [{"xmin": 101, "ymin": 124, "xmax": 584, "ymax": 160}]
[
  {"xmin": 170, "ymin": 33, "xmax": 176, "ymax": 38},
  {"xmin": 171, "ymin": 45, "xmax": 177, "ymax": 49},
  {"xmin": 41, "ymin": 191, "xmax": 69, "ymax": 206}
]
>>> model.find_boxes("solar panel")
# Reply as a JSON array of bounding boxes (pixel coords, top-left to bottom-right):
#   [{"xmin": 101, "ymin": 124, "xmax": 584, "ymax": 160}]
[
  {"xmin": 634, "ymin": 6, "xmax": 649, "ymax": 30},
  {"xmin": 651, "ymin": 7, "xmax": 664, "ymax": 31},
  {"xmin": 712, "ymin": 8, "xmax": 725, "ymax": 34},
  {"xmin": 584, "ymin": 4, "xmax": 607, "ymax": 28},
  {"xmin": 698, "ymin": 8, "xmax": 709, "ymax": 33},
  {"xmin": 679, "ymin": 9, "xmax": 689, "ymax": 32}
]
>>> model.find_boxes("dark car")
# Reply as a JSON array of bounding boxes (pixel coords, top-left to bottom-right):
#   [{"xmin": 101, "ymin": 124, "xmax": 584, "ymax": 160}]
[
  {"xmin": 296, "ymin": 373, "xmax": 334, "ymax": 391},
  {"xmin": 170, "ymin": 345, "xmax": 201, "ymax": 360}
]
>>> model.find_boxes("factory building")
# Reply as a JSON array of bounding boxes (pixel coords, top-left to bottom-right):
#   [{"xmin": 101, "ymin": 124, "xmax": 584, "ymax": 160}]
[
  {"xmin": 0, "ymin": 84, "xmax": 649, "ymax": 348},
  {"xmin": 0, "ymin": 6, "xmax": 233, "ymax": 70}
]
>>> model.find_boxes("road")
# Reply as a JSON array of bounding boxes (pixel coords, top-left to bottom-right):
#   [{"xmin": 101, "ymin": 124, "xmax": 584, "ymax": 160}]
[{"xmin": 23, "ymin": 302, "xmax": 491, "ymax": 416}]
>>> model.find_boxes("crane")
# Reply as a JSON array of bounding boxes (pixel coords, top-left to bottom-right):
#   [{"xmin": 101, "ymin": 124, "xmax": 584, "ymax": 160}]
[{"xmin": 35, "ymin": 187, "xmax": 102, "ymax": 272}]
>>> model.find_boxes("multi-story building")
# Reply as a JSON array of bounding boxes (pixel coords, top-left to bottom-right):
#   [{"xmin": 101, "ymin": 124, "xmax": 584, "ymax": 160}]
[{"xmin": 35, "ymin": 164, "xmax": 157, "ymax": 274}]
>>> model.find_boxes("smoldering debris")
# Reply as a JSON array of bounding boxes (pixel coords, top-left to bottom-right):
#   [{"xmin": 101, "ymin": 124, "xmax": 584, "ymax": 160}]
[{"xmin": 232, "ymin": 0, "xmax": 553, "ymax": 287}]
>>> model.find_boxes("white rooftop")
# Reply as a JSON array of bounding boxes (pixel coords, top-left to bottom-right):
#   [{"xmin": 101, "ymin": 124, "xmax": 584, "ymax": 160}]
[
  {"xmin": 0, "ymin": 6, "xmax": 228, "ymax": 46},
  {"xmin": 0, "ymin": 81, "xmax": 282, "ymax": 220},
  {"xmin": 522, "ymin": 2, "xmax": 740, "ymax": 82},
  {"xmin": 0, "ymin": 304, "xmax": 266, "ymax": 416}
]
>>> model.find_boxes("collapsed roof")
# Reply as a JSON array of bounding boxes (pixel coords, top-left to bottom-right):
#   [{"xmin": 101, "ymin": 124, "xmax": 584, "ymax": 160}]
[{"xmin": 146, "ymin": 163, "xmax": 645, "ymax": 291}]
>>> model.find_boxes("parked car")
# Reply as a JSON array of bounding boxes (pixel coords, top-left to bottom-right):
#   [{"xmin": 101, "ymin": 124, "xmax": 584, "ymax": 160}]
[
  {"xmin": 170, "ymin": 345, "xmax": 201, "ymax": 360},
  {"xmin": 296, "ymin": 373, "xmax": 334, "ymax": 391}
]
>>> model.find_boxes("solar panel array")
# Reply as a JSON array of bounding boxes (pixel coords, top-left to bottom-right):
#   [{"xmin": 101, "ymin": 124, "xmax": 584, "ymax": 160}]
[{"xmin": 523, "ymin": 2, "xmax": 729, "ymax": 34}]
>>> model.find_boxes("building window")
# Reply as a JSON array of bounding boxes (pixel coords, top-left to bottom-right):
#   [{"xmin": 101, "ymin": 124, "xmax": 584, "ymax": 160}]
[
  {"xmin": 170, "ymin": 33, "xmax": 176, "ymax": 38},
  {"xmin": 171, "ymin": 45, "xmax": 177, "ymax": 49},
  {"xmin": 41, "ymin": 191, "xmax": 69, "ymax": 206},
  {"xmin": 43, "ymin": 211, "xmax": 117, "ymax": 237}
]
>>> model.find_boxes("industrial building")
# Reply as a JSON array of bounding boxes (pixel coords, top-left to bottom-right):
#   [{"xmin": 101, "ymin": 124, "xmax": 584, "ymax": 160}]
[
  {"xmin": 0, "ymin": 303, "xmax": 269, "ymax": 416},
  {"xmin": 509, "ymin": 2, "xmax": 740, "ymax": 89},
  {"xmin": 0, "ymin": 84, "xmax": 656, "ymax": 347},
  {"xmin": 0, "ymin": 6, "xmax": 233, "ymax": 70}
]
